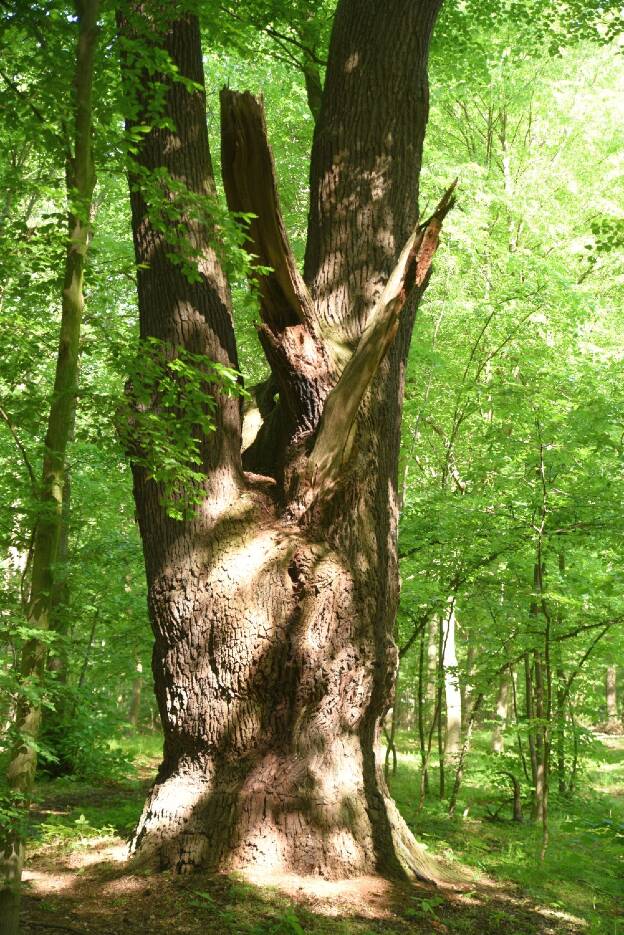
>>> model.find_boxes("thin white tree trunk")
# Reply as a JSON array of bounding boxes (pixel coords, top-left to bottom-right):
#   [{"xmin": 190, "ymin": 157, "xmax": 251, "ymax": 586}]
[{"xmin": 443, "ymin": 601, "xmax": 461, "ymax": 757}]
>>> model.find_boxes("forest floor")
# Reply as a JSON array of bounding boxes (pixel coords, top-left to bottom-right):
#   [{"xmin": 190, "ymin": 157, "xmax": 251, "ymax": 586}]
[{"xmin": 17, "ymin": 732, "xmax": 624, "ymax": 935}]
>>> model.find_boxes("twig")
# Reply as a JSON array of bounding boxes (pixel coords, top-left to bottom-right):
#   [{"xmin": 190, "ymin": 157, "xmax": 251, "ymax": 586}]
[{"xmin": 0, "ymin": 405, "xmax": 37, "ymax": 489}]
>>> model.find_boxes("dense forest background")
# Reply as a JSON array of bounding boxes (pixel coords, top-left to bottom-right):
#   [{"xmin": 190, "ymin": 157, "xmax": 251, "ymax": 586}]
[{"xmin": 0, "ymin": 1, "xmax": 623, "ymax": 933}]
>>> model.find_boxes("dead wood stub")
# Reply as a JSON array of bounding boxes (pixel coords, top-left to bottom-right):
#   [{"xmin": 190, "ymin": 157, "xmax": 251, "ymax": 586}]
[
  {"xmin": 220, "ymin": 89, "xmax": 316, "ymax": 335},
  {"xmin": 220, "ymin": 89, "xmax": 330, "ymax": 439}
]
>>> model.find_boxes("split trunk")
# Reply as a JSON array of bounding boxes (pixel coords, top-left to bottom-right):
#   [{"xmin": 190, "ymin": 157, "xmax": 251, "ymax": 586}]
[{"xmin": 121, "ymin": 1, "xmax": 455, "ymax": 882}]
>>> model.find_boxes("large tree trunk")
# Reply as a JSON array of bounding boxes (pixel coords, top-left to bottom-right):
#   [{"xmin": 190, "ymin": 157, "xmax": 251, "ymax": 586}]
[{"xmin": 121, "ymin": 1, "xmax": 455, "ymax": 883}]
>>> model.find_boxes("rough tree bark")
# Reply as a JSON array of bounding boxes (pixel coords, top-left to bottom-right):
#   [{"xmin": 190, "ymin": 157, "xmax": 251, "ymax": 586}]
[{"xmin": 121, "ymin": 0, "xmax": 457, "ymax": 882}]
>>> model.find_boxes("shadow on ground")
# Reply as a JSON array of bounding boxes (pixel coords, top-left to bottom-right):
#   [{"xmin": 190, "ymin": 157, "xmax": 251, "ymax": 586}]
[{"xmin": 20, "ymin": 829, "xmax": 583, "ymax": 935}]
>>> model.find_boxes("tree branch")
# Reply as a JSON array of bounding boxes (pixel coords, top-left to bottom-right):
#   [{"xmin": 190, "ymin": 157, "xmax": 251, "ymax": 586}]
[
  {"xmin": 306, "ymin": 181, "xmax": 457, "ymax": 496},
  {"xmin": 218, "ymin": 5, "xmax": 328, "ymax": 66},
  {"xmin": 0, "ymin": 405, "xmax": 36, "ymax": 490},
  {"xmin": 220, "ymin": 89, "xmax": 316, "ymax": 334},
  {"xmin": 398, "ymin": 608, "xmax": 436, "ymax": 658},
  {"xmin": 559, "ymin": 624, "xmax": 611, "ymax": 711},
  {"xmin": 0, "ymin": 68, "xmax": 51, "ymax": 136},
  {"xmin": 422, "ymin": 416, "xmax": 466, "ymax": 492}
]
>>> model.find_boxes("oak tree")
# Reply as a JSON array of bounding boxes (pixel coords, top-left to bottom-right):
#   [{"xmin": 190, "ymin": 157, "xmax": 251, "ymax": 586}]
[{"xmin": 119, "ymin": 0, "xmax": 456, "ymax": 880}]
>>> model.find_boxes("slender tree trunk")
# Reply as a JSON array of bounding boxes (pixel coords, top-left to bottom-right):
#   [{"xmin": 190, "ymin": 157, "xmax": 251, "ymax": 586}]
[
  {"xmin": 76, "ymin": 609, "xmax": 99, "ymax": 692},
  {"xmin": 417, "ymin": 625, "xmax": 429, "ymax": 795},
  {"xmin": 443, "ymin": 600, "xmax": 461, "ymax": 759},
  {"xmin": 436, "ymin": 614, "xmax": 446, "ymax": 798},
  {"xmin": 418, "ymin": 683, "xmax": 442, "ymax": 813},
  {"xmin": 567, "ymin": 710, "xmax": 580, "ymax": 795},
  {"xmin": 554, "ymin": 552, "xmax": 566, "ymax": 793},
  {"xmin": 426, "ymin": 614, "xmax": 438, "ymax": 705},
  {"xmin": 0, "ymin": 4, "xmax": 99, "ymax": 928},
  {"xmin": 491, "ymin": 672, "xmax": 509, "ymax": 753},
  {"xmin": 555, "ymin": 668, "xmax": 566, "ymax": 794},
  {"xmin": 383, "ymin": 677, "xmax": 399, "ymax": 781},
  {"xmin": 533, "ymin": 651, "xmax": 546, "ymax": 825},
  {"xmin": 120, "ymin": 1, "xmax": 457, "ymax": 883},
  {"xmin": 606, "ymin": 665, "xmax": 618, "ymax": 725},
  {"xmin": 460, "ymin": 643, "xmax": 476, "ymax": 732},
  {"xmin": 532, "ymin": 434, "xmax": 550, "ymax": 853},
  {"xmin": 46, "ymin": 477, "xmax": 71, "ymax": 685},
  {"xmin": 502, "ymin": 772, "xmax": 523, "ymax": 823},
  {"xmin": 524, "ymin": 652, "xmax": 538, "ymax": 793},
  {"xmin": 128, "ymin": 660, "xmax": 144, "ymax": 729},
  {"xmin": 40, "ymin": 475, "xmax": 72, "ymax": 776},
  {"xmin": 510, "ymin": 663, "xmax": 530, "ymax": 782},
  {"xmin": 448, "ymin": 693, "xmax": 483, "ymax": 817}
]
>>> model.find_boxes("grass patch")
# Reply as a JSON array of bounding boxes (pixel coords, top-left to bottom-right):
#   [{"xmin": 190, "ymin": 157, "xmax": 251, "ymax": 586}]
[{"xmin": 388, "ymin": 731, "xmax": 624, "ymax": 935}]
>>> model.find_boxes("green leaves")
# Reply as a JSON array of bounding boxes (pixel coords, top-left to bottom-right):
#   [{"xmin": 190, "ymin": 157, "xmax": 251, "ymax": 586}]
[
  {"xmin": 398, "ymin": 22, "xmax": 624, "ymax": 764},
  {"xmin": 120, "ymin": 338, "xmax": 248, "ymax": 519}
]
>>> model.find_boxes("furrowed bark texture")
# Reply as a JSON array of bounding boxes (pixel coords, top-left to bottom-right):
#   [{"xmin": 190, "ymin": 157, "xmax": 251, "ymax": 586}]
[{"xmin": 123, "ymin": 1, "xmax": 458, "ymax": 883}]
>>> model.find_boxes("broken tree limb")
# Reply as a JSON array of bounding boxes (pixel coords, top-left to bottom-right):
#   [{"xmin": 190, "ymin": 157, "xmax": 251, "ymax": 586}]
[
  {"xmin": 306, "ymin": 180, "xmax": 457, "ymax": 496},
  {"xmin": 220, "ymin": 89, "xmax": 330, "ymax": 436},
  {"xmin": 220, "ymin": 89, "xmax": 316, "ymax": 334}
]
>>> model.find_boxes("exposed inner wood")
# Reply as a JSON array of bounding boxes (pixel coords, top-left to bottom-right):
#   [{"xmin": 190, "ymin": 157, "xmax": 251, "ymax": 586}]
[
  {"xmin": 306, "ymin": 182, "xmax": 456, "ymax": 500},
  {"xmin": 221, "ymin": 89, "xmax": 331, "ymax": 442}
]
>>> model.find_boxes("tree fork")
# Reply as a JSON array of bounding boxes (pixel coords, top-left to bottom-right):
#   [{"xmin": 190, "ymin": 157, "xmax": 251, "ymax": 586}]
[
  {"xmin": 305, "ymin": 182, "xmax": 456, "ymax": 506},
  {"xmin": 122, "ymin": 0, "xmax": 467, "ymax": 887}
]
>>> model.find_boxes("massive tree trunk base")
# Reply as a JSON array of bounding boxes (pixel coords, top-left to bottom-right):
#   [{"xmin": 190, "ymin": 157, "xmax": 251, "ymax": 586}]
[
  {"xmin": 127, "ymin": 492, "xmax": 466, "ymax": 888},
  {"xmin": 130, "ymin": 755, "xmax": 463, "ymax": 886},
  {"xmin": 126, "ymin": 476, "xmax": 470, "ymax": 889}
]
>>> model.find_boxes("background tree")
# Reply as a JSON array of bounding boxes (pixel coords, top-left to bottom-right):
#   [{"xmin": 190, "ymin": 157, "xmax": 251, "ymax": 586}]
[{"xmin": 0, "ymin": 1, "xmax": 101, "ymax": 928}]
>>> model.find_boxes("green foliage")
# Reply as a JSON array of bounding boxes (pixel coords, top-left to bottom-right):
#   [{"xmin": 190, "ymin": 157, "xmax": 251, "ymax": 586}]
[
  {"xmin": 39, "ymin": 690, "xmax": 134, "ymax": 782},
  {"xmin": 257, "ymin": 907, "xmax": 306, "ymax": 935},
  {"xmin": 389, "ymin": 732, "xmax": 624, "ymax": 934},
  {"xmin": 129, "ymin": 163, "xmax": 266, "ymax": 290},
  {"xmin": 398, "ymin": 28, "xmax": 624, "ymax": 803},
  {"xmin": 0, "ymin": 789, "xmax": 28, "ymax": 851},
  {"xmin": 120, "ymin": 338, "xmax": 248, "ymax": 519},
  {"xmin": 36, "ymin": 812, "xmax": 116, "ymax": 849}
]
